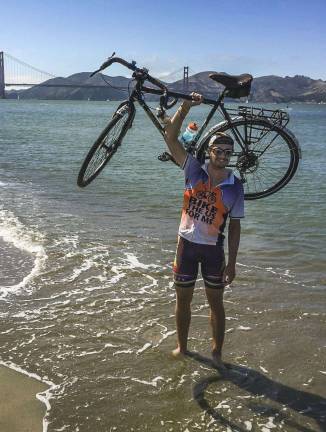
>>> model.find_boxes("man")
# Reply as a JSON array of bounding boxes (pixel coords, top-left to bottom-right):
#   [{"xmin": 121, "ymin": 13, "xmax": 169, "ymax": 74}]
[{"xmin": 163, "ymin": 93, "xmax": 244, "ymax": 368}]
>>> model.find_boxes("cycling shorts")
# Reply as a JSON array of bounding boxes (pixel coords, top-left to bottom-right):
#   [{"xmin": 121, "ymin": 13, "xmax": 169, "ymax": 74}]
[{"xmin": 173, "ymin": 236, "xmax": 225, "ymax": 289}]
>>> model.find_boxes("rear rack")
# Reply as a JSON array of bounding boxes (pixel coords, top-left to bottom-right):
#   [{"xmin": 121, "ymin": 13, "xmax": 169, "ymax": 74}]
[{"xmin": 228, "ymin": 105, "xmax": 289, "ymax": 128}]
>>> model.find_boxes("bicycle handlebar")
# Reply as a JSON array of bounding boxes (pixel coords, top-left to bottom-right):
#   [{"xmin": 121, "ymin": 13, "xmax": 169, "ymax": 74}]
[
  {"xmin": 90, "ymin": 55, "xmax": 177, "ymax": 110},
  {"xmin": 90, "ymin": 56, "xmax": 137, "ymax": 77},
  {"xmin": 90, "ymin": 55, "xmax": 219, "ymax": 106},
  {"xmin": 90, "ymin": 55, "xmax": 166, "ymax": 90}
]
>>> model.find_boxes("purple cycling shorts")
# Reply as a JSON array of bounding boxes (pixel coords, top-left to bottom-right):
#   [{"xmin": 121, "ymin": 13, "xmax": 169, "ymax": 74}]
[{"xmin": 173, "ymin": 236, "xmax": 225, "ymax": 289}]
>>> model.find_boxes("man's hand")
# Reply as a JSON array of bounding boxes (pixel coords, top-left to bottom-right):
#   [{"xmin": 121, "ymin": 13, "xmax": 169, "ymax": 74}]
[
  {"xmin": 164, "ymin": 92, "xmax": 202, "ymax": 131},
  {"xmin": 182, "ymin": 92, "xmax": 203, "ymax": 109},
  {"xmin": 223, "ymin": 263, "xmax": 236, "ymax": 285}
]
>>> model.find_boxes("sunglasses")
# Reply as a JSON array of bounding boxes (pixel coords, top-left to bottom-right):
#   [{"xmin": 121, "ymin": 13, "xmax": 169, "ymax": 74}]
[{"xmin": 209, "ymin": 147, "xmax": 233, "ymax": 157}]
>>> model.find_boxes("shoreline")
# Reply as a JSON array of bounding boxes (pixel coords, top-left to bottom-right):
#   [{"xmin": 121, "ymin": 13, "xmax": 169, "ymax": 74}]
[
  {"xmin": 0, "ymin": 362, "xmax": 53, "ymax": 432},
  {"xmin": 2, "ymin": 98, "xmax": 326, "ymax": 104}
]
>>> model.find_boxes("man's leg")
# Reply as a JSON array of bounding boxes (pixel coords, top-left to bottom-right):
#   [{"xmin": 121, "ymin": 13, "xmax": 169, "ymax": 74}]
[
  {"xmin": 172, "ymin": 285, "xmax": 195, "ymax": 356},
  {"xmin": 172, "ymin": 237, "xmax": 197, "ymax": 356},
  {"xmin": 205, "ymin": 287, "xmax": 225, "ymax": 367}
]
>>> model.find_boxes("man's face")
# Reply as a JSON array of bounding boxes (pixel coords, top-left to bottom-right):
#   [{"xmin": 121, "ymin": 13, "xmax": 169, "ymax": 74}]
[{"xmin": 208, "ymin": 143, "xmax": 234, "ymax": 168}]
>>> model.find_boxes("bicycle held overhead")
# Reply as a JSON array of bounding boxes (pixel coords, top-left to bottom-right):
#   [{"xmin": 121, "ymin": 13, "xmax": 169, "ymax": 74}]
[{"xmin": 77, "ymin": 54, "xmax": 301, "ymax": 200}]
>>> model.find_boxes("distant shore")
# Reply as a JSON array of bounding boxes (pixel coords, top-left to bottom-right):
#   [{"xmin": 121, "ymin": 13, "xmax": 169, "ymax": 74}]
[
  {"xmin": 3, "ymin": 72, "xmax": 326, "ymax": 103},
  {"xmin": 0, "ymin": 364, "xmax": 48, "ymax": 432},
  {"xmin": 2, "ymin": 97, "xmax": 326, "ymax": 104}
]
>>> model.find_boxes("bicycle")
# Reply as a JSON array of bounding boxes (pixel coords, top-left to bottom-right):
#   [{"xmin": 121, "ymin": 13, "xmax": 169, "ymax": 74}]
[{"xmin": 77, "ymin": 54, "xmax": 301, "ymax": 200}]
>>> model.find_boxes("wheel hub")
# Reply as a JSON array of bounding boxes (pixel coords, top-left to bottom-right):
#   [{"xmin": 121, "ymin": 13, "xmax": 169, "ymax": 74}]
[{"xmin": 236, "ymin": 152, "xmax": 259, "ymax": 173}]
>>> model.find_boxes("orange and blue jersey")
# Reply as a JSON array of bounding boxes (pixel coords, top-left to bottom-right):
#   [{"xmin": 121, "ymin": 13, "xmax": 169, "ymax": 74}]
[{"xmin": 178, "ymin": 154, "xmax": 244, "ymax": 245}]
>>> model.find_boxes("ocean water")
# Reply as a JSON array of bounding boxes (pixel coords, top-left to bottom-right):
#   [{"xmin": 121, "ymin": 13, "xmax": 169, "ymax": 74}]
[{"xmin": 0, "ymin": 99, "xmax": 325, "ymax": 432}]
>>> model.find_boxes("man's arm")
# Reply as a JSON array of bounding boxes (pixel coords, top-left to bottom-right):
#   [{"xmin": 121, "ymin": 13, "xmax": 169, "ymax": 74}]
[
  {"xmin": 223, "ymin": 219, "xmax": 241, "ymax": 284},
  {"xmin": 163, "ymin": 93, "xmax": 203, "ymax": 166}
]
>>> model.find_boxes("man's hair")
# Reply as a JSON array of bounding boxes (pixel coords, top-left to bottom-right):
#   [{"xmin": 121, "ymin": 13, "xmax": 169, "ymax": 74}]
[{"xmin": 208, "ymin": 132, "xmax": 234, "ymax": 148}]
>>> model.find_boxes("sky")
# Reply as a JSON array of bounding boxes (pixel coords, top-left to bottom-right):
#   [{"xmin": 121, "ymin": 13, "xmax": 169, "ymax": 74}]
[{"xmin": 1, "ymin": 0, "xmax": 326, "ymax": 82}]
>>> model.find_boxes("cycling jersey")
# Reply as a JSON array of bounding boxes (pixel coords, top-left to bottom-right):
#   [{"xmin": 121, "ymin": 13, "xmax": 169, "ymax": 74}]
[{"xmin": 178, "ymin": 154, "xmax": 244, "ymax": 245}]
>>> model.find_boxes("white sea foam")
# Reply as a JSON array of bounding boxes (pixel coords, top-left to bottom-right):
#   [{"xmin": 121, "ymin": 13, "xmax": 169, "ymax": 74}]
[
  {"xmin": 176, "ymin": 374, "xmax": 187, "ymax": 388},
  {"xmin": 237, "ymin": 326, "xmax": 252, "ymax": 331},
  {"xmin": 113, "ymin": 349, "xmax": 134, "ymax": 356},
  {"xmin": 0, "ymin": 360, "xmax": 58, "ymax": 432},
  {"xmin": 261, "ymin": 416, "xmax": 277, "ymax": 430},
  {"xmin": 109, "ymin": 266, "xmax": 126, "ymax": 284},
  {"xmin": 131, "ymin": 376, "xmax": 165, "ymax": 387},
  {"xmin": 106, "ymin": 374, "xmax": 167, "ymax": 388},
  {"xmin": 216, "ymin": 399, "xmax": 231, "ymax": 409},
  {"xmin": 0, "ymin": 208, "xmax": 47, "ymax": 297},
  {"xmin": 136, "ymin": 342, "xmax": 152, "ymax": 354},
  {"xmin": 68, "ymin": 258, "xmax": 95, "ymax": 282},
  {"xmin": 245, "ymin": 421, "xmax": 253, "ymax": 431},
  {"xmin": 154, "ymin": 330, "xmax": 176, "ymax": 347},
  {"xmin": 123, "ymin": 252, "xmax": 160, "ymax": 270},
  {"xmin": 237, "ymin": 261, "xmax": 310, "ymax": 288},
  {"xmin": 107, "ymin": 252, "xmax": 160, "ymax": 287}
]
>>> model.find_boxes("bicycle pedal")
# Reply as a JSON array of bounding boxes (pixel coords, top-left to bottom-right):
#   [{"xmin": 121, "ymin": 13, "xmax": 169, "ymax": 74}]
[{"xmin": 158, "ymin": 152, "xmax": 172, "ymax": 162}]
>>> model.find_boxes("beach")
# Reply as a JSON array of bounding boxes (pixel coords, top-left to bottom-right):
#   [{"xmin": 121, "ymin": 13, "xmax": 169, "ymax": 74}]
[
  {"xmin": 0, "ymin": 100, "xmax": 325, "ymax": 431},
  {"xmin": 0, "ymin": 365, "xmax": 47, "ymax": 432}
]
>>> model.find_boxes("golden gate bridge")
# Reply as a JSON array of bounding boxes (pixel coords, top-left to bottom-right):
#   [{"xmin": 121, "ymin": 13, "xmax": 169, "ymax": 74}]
[{"xmin": 0, "ymin": 51, "xmax": 194, "ymax": 99}]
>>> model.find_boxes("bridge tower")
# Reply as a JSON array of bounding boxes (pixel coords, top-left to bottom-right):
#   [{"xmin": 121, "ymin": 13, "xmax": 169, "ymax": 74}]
[
  {"xmin": 183, "ymin": 66, "xmax": 189, "ymax": 91},
  {"xmin": 0, "ymin": 52, "xmax": 5, "ymax": 99}
]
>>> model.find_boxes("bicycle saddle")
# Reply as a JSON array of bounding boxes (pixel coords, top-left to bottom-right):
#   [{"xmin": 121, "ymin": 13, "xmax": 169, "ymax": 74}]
[
  {"xmin": 209, "ymin": 72, "xmax": 253, "ymax": 89},
  {"xmin": 209, "ymin": 72, "xmax": 253, "ymax": 98}
]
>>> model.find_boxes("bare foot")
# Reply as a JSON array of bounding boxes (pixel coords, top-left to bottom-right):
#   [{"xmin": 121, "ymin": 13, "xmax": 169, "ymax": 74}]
[
  {"xmin": 172, "ymin": 347, "xmax": 187, "ymax": 358},
  {"xmin": 212, "ymin": 351, "xmax": 227, "ymax": 370}
]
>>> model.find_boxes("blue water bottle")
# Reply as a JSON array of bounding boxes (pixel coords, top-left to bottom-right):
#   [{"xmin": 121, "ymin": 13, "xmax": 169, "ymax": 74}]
[{"xmin": 181, "ymin": 122, "xmax": 198, "ymax": 150}]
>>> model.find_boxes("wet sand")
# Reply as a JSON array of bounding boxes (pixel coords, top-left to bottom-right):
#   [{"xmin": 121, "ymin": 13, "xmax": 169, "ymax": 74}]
[{"xmin": 0, "ymin": 365, "xmax": 47, "ymax": 432}]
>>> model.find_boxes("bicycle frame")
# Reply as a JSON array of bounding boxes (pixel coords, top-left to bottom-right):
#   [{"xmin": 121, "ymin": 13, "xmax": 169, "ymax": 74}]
[
  {"xmin": 90, "ymin": 55, "xmax": 292, "ymax": 159},
  {"xmin": 128, "ymin": 81, "xmax": 250, "ymax": 155},
  {"xmin": 91, "ymin": 55, "xmax": 285, "ymax": 158}
]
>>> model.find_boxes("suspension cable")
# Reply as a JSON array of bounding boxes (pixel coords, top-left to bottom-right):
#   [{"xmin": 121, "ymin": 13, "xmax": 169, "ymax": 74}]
[{"xmin": 4, "ymin": 52, "xmax": 56, "ymax": 78}]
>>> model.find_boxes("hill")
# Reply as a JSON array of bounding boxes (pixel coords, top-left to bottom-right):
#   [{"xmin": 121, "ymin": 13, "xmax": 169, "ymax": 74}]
[{"xmin": 6, "ymin": 72, "xmax": 326, "ymax": 103}]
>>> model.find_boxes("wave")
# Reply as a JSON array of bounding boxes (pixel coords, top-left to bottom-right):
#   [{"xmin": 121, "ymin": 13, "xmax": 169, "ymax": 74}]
[{"xmin": 0, "ymin": 208, "xmax": 47, "ymax": 297}]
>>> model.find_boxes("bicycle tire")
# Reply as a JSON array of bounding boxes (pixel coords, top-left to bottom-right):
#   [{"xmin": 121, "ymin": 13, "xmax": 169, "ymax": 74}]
[
  {"xmin": 77, "ymin": 102, "xmax": 134, "ymax": 187},
  {"xmin": 197, "ymin": 118, "xmax": 300, "ymax": 200}
]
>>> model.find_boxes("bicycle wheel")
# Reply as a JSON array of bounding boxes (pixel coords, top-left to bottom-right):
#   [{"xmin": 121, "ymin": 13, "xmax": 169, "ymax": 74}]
[
  {"xmin": 77, "ymin": 102, "xmax": 134, "ymax": 187},
  {"xmin": 197, "ymin": 118, "xmax": 300, "ymax": 200}
]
